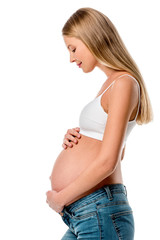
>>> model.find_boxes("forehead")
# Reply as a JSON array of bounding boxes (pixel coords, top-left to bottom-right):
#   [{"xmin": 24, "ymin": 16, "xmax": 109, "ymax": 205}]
[{"xmin": 63, "ymin": 36, "xmax": 82, "ymax": 48}]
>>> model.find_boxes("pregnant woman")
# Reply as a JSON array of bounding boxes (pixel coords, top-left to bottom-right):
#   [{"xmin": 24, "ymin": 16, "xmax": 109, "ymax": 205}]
[{"xmin": 46, "ymin": 7, "xmax": 153, "ymax": 239}]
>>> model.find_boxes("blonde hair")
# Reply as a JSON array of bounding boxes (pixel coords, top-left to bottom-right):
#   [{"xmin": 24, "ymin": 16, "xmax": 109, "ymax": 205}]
[{"xmin": 62, "ymin": 7, "xmax": 153, "ymax": 124}]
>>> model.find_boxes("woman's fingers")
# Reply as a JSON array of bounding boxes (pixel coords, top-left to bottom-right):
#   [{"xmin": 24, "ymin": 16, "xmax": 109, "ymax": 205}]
[
  {"xmin": 68, "ymin": 128, "xmax": 81, "ymax": 139},
  {"xmin": 65, "ymin": 133, "xmax": 78, "ymax": 143},
  {"xmin": 62, "ymin": 143, "xmax": 67, "ymax": 149},
  {"xmin": 62, "ymin": 127, "xmax": 81, "ymax": 149}
]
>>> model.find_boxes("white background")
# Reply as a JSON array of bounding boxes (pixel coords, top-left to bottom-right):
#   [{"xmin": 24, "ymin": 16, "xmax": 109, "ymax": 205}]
[{"xmin": 0, "ymin": 0, "xmax": 159, "ymax": 239}]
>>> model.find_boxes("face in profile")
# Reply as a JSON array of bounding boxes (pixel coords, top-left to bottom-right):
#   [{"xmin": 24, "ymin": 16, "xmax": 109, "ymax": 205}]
[{"xmin": 63, "ymin": 36, "xmax": 98, "ymax": 73}]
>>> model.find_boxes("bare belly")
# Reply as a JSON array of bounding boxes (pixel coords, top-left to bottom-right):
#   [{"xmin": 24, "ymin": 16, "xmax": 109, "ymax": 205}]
[{"xmin": 50, "ymin": 134, "xmax": 123, "ymax": 206}]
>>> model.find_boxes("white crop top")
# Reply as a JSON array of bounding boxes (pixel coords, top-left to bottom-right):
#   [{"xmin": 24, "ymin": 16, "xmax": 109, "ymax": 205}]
[{"xmin": 79, "ymin": 74, "xmax": 141, "ymax": 148}]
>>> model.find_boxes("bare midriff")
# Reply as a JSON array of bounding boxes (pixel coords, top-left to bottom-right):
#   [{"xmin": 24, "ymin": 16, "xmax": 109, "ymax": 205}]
[{"xmin": 50, "ymin": 134, "xmax": 123, "ymax": 206}]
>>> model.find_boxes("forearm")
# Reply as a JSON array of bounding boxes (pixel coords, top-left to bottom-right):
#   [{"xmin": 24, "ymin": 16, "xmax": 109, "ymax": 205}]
[{"xmin": 57, "ymin": 158, "xmax": 113, "ymax": 206}]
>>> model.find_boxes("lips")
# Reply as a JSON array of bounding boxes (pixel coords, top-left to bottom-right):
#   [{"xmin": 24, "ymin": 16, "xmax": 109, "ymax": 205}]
[{"xmin": 77, "ymin": 62, "xmax": 82, "ymax": 68}]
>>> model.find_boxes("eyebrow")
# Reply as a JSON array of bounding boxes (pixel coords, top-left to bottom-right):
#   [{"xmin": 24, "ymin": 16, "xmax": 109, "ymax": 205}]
[{"xmin": 67, "ymin": 45, "xmax": 71, "ymax": 49}]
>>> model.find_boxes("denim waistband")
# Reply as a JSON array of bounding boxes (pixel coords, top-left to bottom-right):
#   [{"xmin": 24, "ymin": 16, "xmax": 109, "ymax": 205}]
[{"xmin": 63, "ymin": 183, "xmax": 127, "ymax": 213}]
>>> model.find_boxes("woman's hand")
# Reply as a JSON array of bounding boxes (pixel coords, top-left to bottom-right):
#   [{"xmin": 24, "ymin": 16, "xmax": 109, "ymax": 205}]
[
  {"xmin": 62, "ymin": 127, "xmax": 81, "ymax": 149},
  {"xmin": 46, "ymin": 190, "xmax": 64, "ymax": 213}
]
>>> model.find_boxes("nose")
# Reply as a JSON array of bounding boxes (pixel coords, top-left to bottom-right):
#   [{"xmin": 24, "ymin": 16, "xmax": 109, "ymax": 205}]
[{"xmin": 70, "ymin": 54, "xmax": 76, "ymax": 63}]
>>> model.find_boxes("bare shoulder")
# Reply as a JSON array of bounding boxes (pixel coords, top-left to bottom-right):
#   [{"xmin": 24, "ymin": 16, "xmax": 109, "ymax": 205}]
[
  {"xmin": 113, "ymin": 74, "xmax": 139, "ymax": 91},
  {"xmin": 109, "ymin": 75, "xmax": 139, "ymax": 108}
]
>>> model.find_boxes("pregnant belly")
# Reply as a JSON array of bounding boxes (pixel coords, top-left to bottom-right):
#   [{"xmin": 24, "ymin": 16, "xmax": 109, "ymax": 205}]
[{"xmin": 50, "ymin": 134, "xmax": 102, "ymax": 192}]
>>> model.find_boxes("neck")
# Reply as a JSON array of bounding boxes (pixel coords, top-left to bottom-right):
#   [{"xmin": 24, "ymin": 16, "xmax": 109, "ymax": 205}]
[
  {"xmin": 96, "ymin": 62, "xmax": 116, "ymax": 77},
  {"xmin": 96, "ymin": 62, "xmax": 126, "ymax": 80}
]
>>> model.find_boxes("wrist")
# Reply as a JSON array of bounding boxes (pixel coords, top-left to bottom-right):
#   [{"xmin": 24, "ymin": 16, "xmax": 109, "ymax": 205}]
[
  {"xmin": 56, "ymin": 190, "xmax": 66, "ymax": 207},
  {"xmin": 56, "ymin": 184, "xmax": 75, "ymax": 207}
]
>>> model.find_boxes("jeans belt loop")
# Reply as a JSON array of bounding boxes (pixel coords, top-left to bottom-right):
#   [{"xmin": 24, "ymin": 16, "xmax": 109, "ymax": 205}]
[
  {"xmin": 124, "ymin": 185, "xmax": 127, "ymax": 197},
  {"xmin": 103, "ymin": 186, "xmax": 113, "ymax": 201}
]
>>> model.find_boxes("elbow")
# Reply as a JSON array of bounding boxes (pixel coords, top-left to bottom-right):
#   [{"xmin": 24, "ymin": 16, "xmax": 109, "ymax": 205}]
[
  {"xmin": 99, "ymin": 155, "xmax": 117, "ymax": 175},
  {"xmin": 100, "ymin": 159, "xmax": 116, "ymax": 176}
]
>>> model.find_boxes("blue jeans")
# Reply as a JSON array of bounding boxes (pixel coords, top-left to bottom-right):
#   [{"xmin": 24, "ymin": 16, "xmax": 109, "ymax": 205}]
[{"xmin": 59, "ymin": 184, "xmax": 134, "ymax": 239}]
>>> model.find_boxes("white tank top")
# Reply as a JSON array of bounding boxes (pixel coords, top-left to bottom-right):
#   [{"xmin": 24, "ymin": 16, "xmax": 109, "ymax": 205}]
[{"xmin": 79, "ymin": 74, "xmax": 141, "ymax": 148}]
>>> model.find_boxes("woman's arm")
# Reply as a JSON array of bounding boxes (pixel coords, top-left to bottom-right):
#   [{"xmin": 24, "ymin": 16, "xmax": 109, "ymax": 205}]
[
  {"xmin": 57, "ymin": 145, "xmax": 126, "ymax": 206},
  {"xmin": 56, "ymin": 155, "xmax": 114, "ymax": 206}
]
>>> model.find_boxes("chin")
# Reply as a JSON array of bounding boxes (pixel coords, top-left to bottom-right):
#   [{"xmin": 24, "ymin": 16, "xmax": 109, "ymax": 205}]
[{"xmin": 83, "ymin": 66, "xmax": 95, "ymax": 73}]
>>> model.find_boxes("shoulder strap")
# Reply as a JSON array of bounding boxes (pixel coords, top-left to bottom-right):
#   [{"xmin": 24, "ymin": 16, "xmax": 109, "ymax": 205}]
[
  {"xmin": 100, "ymin": 80, "xmax": 116, "ymax": 97},
  {"xmin": 101, "ymin": 74, "xmax": 141, "ymax": 120}
]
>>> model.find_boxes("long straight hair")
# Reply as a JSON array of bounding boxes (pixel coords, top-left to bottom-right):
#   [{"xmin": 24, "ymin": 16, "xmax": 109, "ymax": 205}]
[{"xmin": 62, "ymin": 7, "xmax": 153, "ymax": 124}]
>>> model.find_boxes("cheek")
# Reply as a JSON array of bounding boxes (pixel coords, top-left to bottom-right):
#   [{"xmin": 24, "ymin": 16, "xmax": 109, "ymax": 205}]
[
  {"xmin": 87, "ymin": 55, "xmax": 97, "ymax": 68},
  {"xmin": 79, "ymin": 48, "xmax": 97, "ymax": 72},
  {"xmin": 83, "ymin": 58, "xmax": 97, "ymax": 73},
  {"xmin": 86, "ymin": 51, "xmax": 97, "ymax": 64},
  {"xmin": 75, "ymin": 46, "xmax": 83, "ymax": 59}
]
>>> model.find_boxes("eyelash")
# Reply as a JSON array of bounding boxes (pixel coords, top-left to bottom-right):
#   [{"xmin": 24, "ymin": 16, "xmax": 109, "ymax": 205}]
[{"xmin": 72, "ymin": 49, "xmax": 76, "ymax": 53}]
